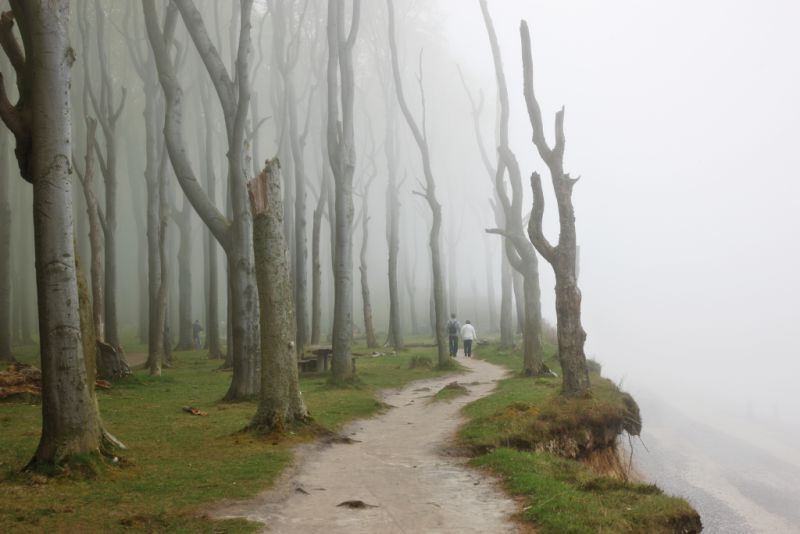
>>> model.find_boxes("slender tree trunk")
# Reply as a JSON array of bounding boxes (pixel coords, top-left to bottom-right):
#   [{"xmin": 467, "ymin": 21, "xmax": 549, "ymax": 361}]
[
  {"xmin": 512, "ymin": 268, "xmax": 524, "ymax": 335},
  {"xmin": 248, "ymin": 160, "xmax": 309, "ymax": 431},
  {"xmin": 76, "ymin": 118, "xmax": 105, "ymax": 342},
  {"xmin": 499, "ymin": 250, "xmax": 514, "ymax": 347},
  {"xmin": 327, "ymin": 0, "xmax": 360, "ymax": 380},
  {"xmin": 310, "ymin": 181, "xmax": 325, "ymax": 345},
  {"xmin": 201, "ymin": 94, "xmax": 221, "ymax": 359},
  {"xmin": 0, "ymin": 121, "xmax": 12, "ymax": 361},
  {"xmin": 483, "ymin": 235, "xmax": 498, "ymax": 331},
  {"xmin": 359, "ymin": 183, "xmax": 377, "ymax": 348},
  {"xmin": 387, "ymin": 0, "xmax": 447, "ymax": 365},
  {"xmin": 0, "ymin": 0, "xmax": 105, "ymax": 468},
  {"xmin": 383, "ymin": 110, "xmax": 403, "ymax": 350},
  {"xmin": 174, "ymin": 204, "xmax": 193, "ymax": 350}
]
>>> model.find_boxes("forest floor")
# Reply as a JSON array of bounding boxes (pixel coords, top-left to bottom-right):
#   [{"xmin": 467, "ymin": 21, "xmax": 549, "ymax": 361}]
[
  {"xmin": 0, "ymin": 341, "xmax": 459, "ymax": 533},
  {"xmin": 212, "ymin": 352, "xmax": 519, "ymax": 533}
]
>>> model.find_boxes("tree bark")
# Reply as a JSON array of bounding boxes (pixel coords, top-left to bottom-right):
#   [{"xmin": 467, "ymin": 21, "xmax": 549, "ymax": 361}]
[
  {"xmin": 0, "ymin": 0, "xmax": 106, "ymax": 468},
  {"xmin": 520, "ymin": 21, "xmax": 591, "ymax": 397},
  {"xmin": 247, "ymin": 159, "xmax": 309, "ymax": 431},
  {"xmin": 326, "ymin": 0, "xmax": 360, "ymax": 380},
  {"xmin": 387, "ymin": 0, "xmax": 447, "ymax": 366}
]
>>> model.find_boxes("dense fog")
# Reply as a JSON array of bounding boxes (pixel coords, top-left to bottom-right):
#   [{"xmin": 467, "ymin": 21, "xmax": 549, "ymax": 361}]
[{"xmin": 1, "ymin": 0, "xmax": 797, "ymax": 529}]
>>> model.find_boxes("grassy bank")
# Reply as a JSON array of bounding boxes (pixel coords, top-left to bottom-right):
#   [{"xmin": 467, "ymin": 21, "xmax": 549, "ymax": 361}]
[
  {"xmin": 463, "ymin": 342, "xmax": 702, "ymax": 533},
  {"xmin": 0, "ymin": 343, "xmax": 456, "ymax": 533}
]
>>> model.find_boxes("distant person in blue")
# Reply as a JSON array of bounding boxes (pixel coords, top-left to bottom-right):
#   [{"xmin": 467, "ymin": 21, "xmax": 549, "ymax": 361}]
[
  {"xmin": 461, "ymin": 320, "xmax": 477, "ymax": 358},
  {"xmin": 446, "ymin": 313, "xmax": 460, "ymax": 357},
  {"xmin": 192, "ymin": 320, "xmax": 203, "ymax": 349}
]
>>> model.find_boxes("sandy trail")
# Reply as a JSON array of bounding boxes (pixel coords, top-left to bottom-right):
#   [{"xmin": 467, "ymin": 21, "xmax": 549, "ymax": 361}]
[{"xmin": 213, "ymin": 354, "xmax": 519, "ymax": 533}]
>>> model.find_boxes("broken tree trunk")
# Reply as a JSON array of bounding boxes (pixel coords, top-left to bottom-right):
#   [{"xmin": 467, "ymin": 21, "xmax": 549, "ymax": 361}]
[{"xmin": 247, "ymin": 159, "xmax": 309, "ymax": 432}]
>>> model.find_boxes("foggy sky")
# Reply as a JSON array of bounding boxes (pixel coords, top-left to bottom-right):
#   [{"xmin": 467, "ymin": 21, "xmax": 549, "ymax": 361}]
[{"xmin": 440, "ymin": 0, "xmax": 800, "ymax": 452}]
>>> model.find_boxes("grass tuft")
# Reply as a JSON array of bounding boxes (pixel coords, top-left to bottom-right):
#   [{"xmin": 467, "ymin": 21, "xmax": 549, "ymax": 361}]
[{"xmin": 433, "ymin": 381, "xmax": 469, "ymax": 402}]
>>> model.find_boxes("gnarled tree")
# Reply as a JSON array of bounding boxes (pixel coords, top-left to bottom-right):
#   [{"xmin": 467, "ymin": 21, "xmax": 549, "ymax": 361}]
[
  {"xmin": 479, "ymin": 0, "xmax": 547, "ymax": 376},
  {"xmin": 521, "ymin": 21, "xmax": 591, "ymax": 397}
]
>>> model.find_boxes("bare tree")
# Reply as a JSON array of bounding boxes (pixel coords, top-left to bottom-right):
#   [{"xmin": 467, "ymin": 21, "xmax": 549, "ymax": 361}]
[
  {"xmin": 173, "ymin": 196, "xmax": 194, "ymax": 351},
  {"xmin": 247, "ymin": 159, "xmax": 309, "ymax": 431},
  {"xmin": 386, "ymin": 0, "xmax": 448, "ymax": 366},
  {"xmin": 0, "ymin": 0, "xmax": 111, "ymax": 468},
  {"xmin": 520, "ymin": 21, "xmax": 591, "ymax": 397},
  {"xmin": 378, "ymin": 64, "xmax": 404, "ymax": 351},
  {"xmin": 326, "ymin": 0, "xmax": 361, "ymax": 380},
  {"xmin": 479, "ymin": 0, "xmax": 547, "ymax": 376},
  {"xmin": 144, "ymin": 0, "xmax": 261, "ymax": 399}
]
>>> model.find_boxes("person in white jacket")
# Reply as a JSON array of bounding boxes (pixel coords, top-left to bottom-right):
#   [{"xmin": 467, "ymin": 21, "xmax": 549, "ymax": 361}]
[{"xmin": 460, "ymin": 320, "xmax": 477, "ymax": 358}]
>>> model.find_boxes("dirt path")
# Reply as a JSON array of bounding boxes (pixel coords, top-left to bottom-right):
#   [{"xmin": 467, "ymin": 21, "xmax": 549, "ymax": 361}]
[{"xmin": 213, "ymin": 354, "xmax": 519, "ymax": 533}]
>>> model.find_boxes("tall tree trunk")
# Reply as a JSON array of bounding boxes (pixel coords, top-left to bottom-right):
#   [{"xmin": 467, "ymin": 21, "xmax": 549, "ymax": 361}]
[
  {"xmin": 0, "ymin": 116, "xmax": 12, "ymax": 362},
  {"xmin": 310, "ymin": 178, "xmax": 325, "ymax": 345},
  {"xmin": 383, "ymin": 106, "xmax": 403, "ymax": 350},
  {"xmin": 483, "ymin": 235, "xmax": 498, "ymax": 331},
  {"xmin": 174, "ymin": 203, "xmax": 193, "ymax": 350},
  {"xmin": 0, "ymin": 0, "xmax": 106, "ymax": 468},
  {"xmin": 359, "ymin": 180, "xmax": 377, "ymax": 348},
  {"xmin": 499, "ymin": 249, "xmax": 514, "ymax": 347},
  {"xmin": 75, "ymin": 118, "xmax": 105, "ymax": 343},
  {"xmin": 521, "ymin": 21, "xmax": 591, "ymax": 396},
  {"xmin": 387, "ymin": 0, "xmax": 447, "ymax": 366},
  {"xmin": 326, "ymin": 0, "xmax": 361, "ymax": 380},
  {"xmin": 512, "ymin": 267, "xmax": 524, "ymax": 335},
  {"xmin": 201, "ymin": 89, "xmax": 221, "ymax": 359},
  {"xmin": 247, "ymin": 159, "xmax": 309, "ymax": 431}
]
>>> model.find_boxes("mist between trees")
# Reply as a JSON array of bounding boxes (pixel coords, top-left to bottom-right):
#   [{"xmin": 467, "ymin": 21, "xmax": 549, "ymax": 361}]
[{"xmin": 0, "ymin": 0, "xmax": 594, "ymax": 467}]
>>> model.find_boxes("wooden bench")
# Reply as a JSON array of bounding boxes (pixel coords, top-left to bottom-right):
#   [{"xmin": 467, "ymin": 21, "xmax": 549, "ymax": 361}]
[{"xmin": 299, "ymin": 348, "xmax": 333, "ymax": 374}]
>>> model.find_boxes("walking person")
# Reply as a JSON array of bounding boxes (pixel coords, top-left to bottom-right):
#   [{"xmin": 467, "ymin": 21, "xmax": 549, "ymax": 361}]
[
  {"xmin": 461, "ymin": 320, "xmax": 476, "ymax": 358},
  {"xmin": 192, "ymin": 320, "xmax": 203, "ymax": 349},
  {"xmin": 446, "ymin": 313, "xmax": 460, "ymax": 357}
]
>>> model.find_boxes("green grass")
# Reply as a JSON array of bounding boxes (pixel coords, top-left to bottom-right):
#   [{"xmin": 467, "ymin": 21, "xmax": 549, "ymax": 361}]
[
  {"xmin": 473, "ymin": 448, "xmax": 702, "ymax": 534},
  {"xmin": 432, "ymin": 381, "xmax": 469, "ymax": 402},
  {"xmin": 0, "ymin": 343, "xmax": 457, "ymax": 533},
  {"xmin": 461, "ymin": 341, "xmax": 701, "ymax": 533}
]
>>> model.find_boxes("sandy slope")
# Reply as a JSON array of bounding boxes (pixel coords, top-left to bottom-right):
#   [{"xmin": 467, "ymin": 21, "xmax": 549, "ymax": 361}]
[{"xmin": 213, "ymin": 355, "xmax": 519, "ymax": 533}]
